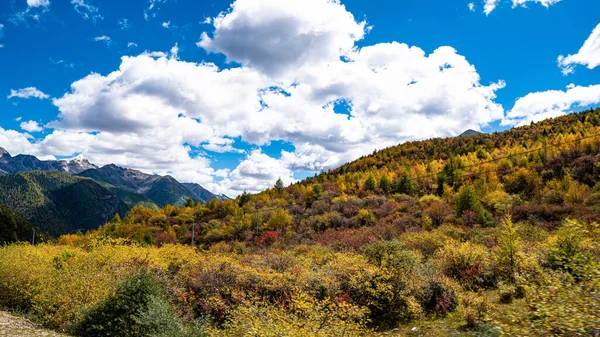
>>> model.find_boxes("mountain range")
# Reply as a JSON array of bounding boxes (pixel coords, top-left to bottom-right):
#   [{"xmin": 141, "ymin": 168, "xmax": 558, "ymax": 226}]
[
  {"xmin": 0, "ymin": 149, "xmax": 97, "ymax": 175},
  {"xmin": 0, "ymin": 148, "xmax": 228, "ymax": 236}
]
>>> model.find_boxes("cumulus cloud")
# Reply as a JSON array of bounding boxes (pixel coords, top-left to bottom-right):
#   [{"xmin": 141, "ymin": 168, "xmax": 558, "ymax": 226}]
[
  {"xmin": 27, "ymin": 0, "xmax": 50, "ymax": 8},
  {"xmin": 203, "ymin": 137, "xmax": 244, "ymax": 153},
  {"xmin": 216, "ymin": 150, "xmax": 295, "ymax": 195},
  {"xmin": 198, "ymin": 0, "xmax": 367, "ymax": 78},
  {"xmin": 20, "ymin": 121, "xmax": 44, "ymax": 133},
  {"xmin": 8, "ymin": 87, "xmax": 50, "ymax": 99},
  {"xmin": 558, "ymin": 23, "xmax": 600, "ymax": 75},
  {"xmin": 0, "ymin": 127, "xmax": 38, "ymax": 155},
  {"xmin": 6, "ymin": 0, "xmax": 509, "ymax": 196},
  {"xmin": 71, "ymin": 0, "xmax": 102, "ymax": 22},
  {"xmin": 503, "ymin": 83, "xmax": 600, "ymax": 126},
  {"xmin": 468, "ymin": 3, "xmax": 476, "ymax": 11},
  {"xmin": 162, "ymin": 21, "xmax": 171, "ymax": 28}
]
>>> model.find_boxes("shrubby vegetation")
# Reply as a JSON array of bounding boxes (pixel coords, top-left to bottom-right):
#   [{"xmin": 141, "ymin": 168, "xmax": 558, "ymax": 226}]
[{"xmin": 1, "ymin": 108, "xmax": 600, "ymax": 335}]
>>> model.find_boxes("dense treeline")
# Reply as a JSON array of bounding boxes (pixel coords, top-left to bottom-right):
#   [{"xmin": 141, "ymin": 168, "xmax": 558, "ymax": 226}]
[{"xmin": 0, "ymin": 109, "xmax": 599, "ymax": 336}]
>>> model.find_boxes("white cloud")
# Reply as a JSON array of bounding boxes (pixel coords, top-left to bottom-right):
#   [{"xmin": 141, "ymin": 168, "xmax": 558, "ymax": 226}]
[
  {"xmin": 94, "ymin": 35, "xmax": 111, "ymax": 44},
  {"xmin": 468, "ymin": 3, "xmax": 476, "ymax": 11},
  {"xmin": 128, "ymin": 42, "xmax": 138, "ymax": 48},
  {"xmin": 50, "ymin": 58, "xmax": 76, "ymax": 68},
  {"xmin": 484, "ymin": 0, "xmax": 500, "ymax": 15},
  {"xmin": 503, "ymin": 83, "xmax": 600, "ymax": 126},
  {"xmin": 8, "ymin": 87, "xmax": 50, "ymax": 99},
  {"xmin": 20, "ymin": 121, "xmax": 44, "ymax": 133},
  {"xmin": 141, "ymin": 50, "xmax": 168, "ymax": 58},
  {"xmin": 198, "ymin": 0, "xmax": 367, "ymax": 78},
  {"xmin": 11, "ymin": 0, "xmax": 50, "ymax": 24},
  {"xmin": 203, "ymin": 137, "xmax": 244, "ymax": 153},
  {"xmin": 217, "ymin": 150, "xmax": 295, "ymax": 194},
  {"xmin": 162, "ymin": 21, "xmax": 171, "ymax": 28},
  {"xmin": 0, "ymin": 127, "xmax": 39, "ymax": 155},
  {"xmin": 71, "ymin": 0, "xmax": 102, "ymax": 22},
  {"xmin": 558, "ymin": 23, "xmax": 600, "ymax": 75},
  {"xmin": 511, "ymin": 0, "xmax": 562, "ymax": 9},
  {"xmin": 118, "ymin": 18, "xmax": 132, "ymax": 30},
  {"xmin": 27, "ymin": 0, "xmax": 50, "ymax": 8},
  {"xmin": 170, "ymin": 43, "xmax": 179, "ymax": 59},
  {"xmin": 6, "ymin": 0, "xmax": 508, "ymax": 197},
  {"xmin": 484, "ymin": 0, "xmax": 561, "ymax": 15},
  {"xmin": 15, "ymin": 117, "xmax": 22, "ymax": 122},
  {"xmin": 145, "ymin": 0, "xmax": 169, "ymax": 20}
]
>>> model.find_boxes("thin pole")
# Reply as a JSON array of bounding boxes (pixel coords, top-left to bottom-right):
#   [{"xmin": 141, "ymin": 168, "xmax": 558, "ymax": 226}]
[
  {"xmin": 32, "ymin": 228, "xmax": 35, "ymax": 245},
  {"xmin": 191, "ymin": 223, "xmax": 195, "ymax": 247},
  {"xmin": 255, "ymin": 206, "xmax": 259, "ymax": 236}
]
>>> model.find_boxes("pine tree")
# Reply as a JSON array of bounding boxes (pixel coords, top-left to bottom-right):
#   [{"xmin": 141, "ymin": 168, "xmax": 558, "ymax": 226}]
[
  {"xmin": 364, "ymin": 174, "xmax": 377, "ymax": 191},
  {"xmin": 497, "ymin": 215, "xmax": 521, "ymax": 283},
  {"xmin": 394, "ymin": 171, "xmax": 414, "ymax": 195},
  {"xmin": 275, "ymin": 178, "xmax": 284, "ymax": 194},
  {"xmin": 380, "ymin": 174, "xmax": 391, "ymax": 194}
]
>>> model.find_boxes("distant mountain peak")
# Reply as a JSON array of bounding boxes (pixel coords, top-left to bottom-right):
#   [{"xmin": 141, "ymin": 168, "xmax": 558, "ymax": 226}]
[
  {"xmin": 58, "ymin": 156, "xmax": 98, "ymax": 174},
  {"xmin": 0, "ymin": 147, "xmax": 10, "ymax": 157},
  {"xmin": 458, "ymin": 129, "xmax": 483, "ymax": 137}
]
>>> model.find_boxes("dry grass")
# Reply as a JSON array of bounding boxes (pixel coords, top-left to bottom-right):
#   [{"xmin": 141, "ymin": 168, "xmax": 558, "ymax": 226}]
[{"xmin": 0, "ymin": 311, "xmax": 69, "ymax": 337}]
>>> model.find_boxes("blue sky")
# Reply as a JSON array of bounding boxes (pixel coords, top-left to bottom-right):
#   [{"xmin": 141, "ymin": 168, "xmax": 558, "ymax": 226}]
[{"xmin": 0, "ymin": 0, "xmax": 599, "ymax": 196}]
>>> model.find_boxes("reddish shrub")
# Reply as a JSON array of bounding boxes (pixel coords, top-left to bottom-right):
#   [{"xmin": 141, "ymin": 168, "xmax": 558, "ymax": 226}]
[
  {"xmin": 156, "ymin": 232, "xmax": 176, "ymax": 246},
  {"xmin": 462, "ymin": 210, "xmax": 477, "ymax": 228},
  {"xmin": 256, "ymin": 231, "xmax": 278, "ymax": 247},
  {"xmin": 317, "ymin": 228, "xmax": 374, "ymax": 251}
]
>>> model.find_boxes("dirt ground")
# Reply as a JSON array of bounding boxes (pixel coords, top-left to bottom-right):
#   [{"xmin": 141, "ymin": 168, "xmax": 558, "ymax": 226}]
[{"xmin": 0, "ymin": 311, "xmax": 68, "ymax": 337}]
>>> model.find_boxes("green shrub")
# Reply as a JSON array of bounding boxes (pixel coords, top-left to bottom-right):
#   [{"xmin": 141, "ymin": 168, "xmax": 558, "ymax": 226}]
[
  {"xmin": 436, "ymin": 241, "xmax": 497, "ymax": 289},
  {"xmin": 497, "ymin": 283, "xmax": 516, "ymax": 304},
  {"xmin": 357, "ymin": 209, "xmax": 376, "ymax": 227},
  {"xmin": 361, "ymin": 240, "xmax": 421, "ymax": 270},
  {"xmin": 71, "ymin": 270, "xmax": 194, "ymax": 337},
  {"xmin": 461, "ymin": 293, "xmax": 489, "ymax": 328},
  {"xmin": 505, "ymin": 264, "xmax": 600, "ymax": 336},
  {"xmin": 455, "ymin": 187, "xmax": 492, "ymax": 226},
  {"xmin": 545, "ymin": 219, "xmax": 592, "ymax": 277},
  {"xmin": 401, "ymin": 230, "xmax": 448, "ymax": 257}
]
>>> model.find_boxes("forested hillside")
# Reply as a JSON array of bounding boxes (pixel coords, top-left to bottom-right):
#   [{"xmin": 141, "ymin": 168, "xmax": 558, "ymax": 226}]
[
  {"xmin": 0, "ymin": 171, "xmax": 128, "ymax": 236},
  {"xmin": 92, "ymin": 108, "xmax": 600, "ymax": 246},
  {"xmin": 0, "ymin": 204, "xmax": 50, "ymax": 245}
]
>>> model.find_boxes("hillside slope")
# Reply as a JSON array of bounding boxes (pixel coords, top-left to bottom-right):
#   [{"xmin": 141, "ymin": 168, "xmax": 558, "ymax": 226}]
[
  {"xmin": 0, "ymin": 204, "xmax": 49, "ymax": 245},
  {"xmin": 93, "ymin": 108, "xmax": 600, "ymax": 246},
  {"xmin": 0, "ymin": 171, "xmax": 128, "ymax": 236}
]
